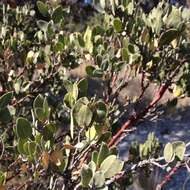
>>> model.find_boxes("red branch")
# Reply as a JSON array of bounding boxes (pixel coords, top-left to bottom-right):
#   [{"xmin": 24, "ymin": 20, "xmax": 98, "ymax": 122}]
[
  {"xmin": 156, "ymin": 163, "xmax": 183, "ymax": 190},
  {"xmin": 108, "ymin": 59, "xmax": 186, "ymax": 147},
  {"xmin": 108, "ymin": 83, "xmax": 169, "ymax": 147}
]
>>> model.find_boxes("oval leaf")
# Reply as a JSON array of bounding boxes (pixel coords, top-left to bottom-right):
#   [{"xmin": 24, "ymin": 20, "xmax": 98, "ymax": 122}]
[
  {"xmin": 97, "ymin": 142, "xmax": 110, "ymax": 166},
  {"xmin": 33, "ymin": 94, "xmax": 44, "ymax": 109},
  {"xmin": 172, "ymin": 141, "xmax": 186, "ymax": 161},
  {"xmin": 80, "ymin": 164, "xmax": 93, "ymax": 187},
  {"xmin": 75, "ymin": 104, "xmax": 93, "ymax": 127},
  {"xmin": 16, "ymin": 117, "xmax": 32, "ymax": 139},
  {"xmin": 113, "ymin": 18, "xmax": 122, "ymax": 32},
  {"xmin": 158, "ymin": 29, "xmax": 179, "ymax": 47},
  {"xmin": 100, "ymin": 155, "xmax": 124, "ymax": 178},
  {"xmin": 0, "ymin": 92, "xmax": 13, "ymax": 108},
  {"xmin": 37, "ymin": 1, "xmax": 49, "ymax": 17},
  {"xmin": 52, "ymin": 6, "xmax": 64, "ymax": 23},
  {"xmin": 164, "ymin": 142, "xmax": 174, "ymax": 162},
  {"xmin": 93, "ymin": 171, "xmax": 105, "ymax": 188}
]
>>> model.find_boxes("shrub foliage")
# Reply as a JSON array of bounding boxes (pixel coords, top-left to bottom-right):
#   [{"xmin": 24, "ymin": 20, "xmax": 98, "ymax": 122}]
[{"xmin": 0, "ymin": 0, "xmax": 190, "ymax": 189}]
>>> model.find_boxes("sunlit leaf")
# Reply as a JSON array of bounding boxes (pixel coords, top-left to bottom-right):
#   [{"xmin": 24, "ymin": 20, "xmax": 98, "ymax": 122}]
[
  {"xmin": 93, "ymin": 171, "xmax": 105, "ymax": 188},
  {"xmin": 164, "ymin": 142, "xmax": 174, "ymax": 162},
  {"xmin": 113, "ymin": 18, "xmax": 122, "ymax": 32},
  {"xmin": 100, "ymin": 155, "xmax": 124, "ymax": 178},
  {"xmin": 85, "ymin": 126, "xmax": 97, "ymax": 141},
  {"xmin": 172, "ymin": 141, "xmax": 186, "ymax": 161},
  {"xmin": 75, "ymin": 104, "xmax": 93, "ymax": 127}
]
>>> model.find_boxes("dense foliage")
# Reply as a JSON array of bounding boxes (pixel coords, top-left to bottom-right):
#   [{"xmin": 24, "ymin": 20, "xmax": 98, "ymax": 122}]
[{"xmin": 0, "ymin": 0, "xmax": 190, "ymax": 189}]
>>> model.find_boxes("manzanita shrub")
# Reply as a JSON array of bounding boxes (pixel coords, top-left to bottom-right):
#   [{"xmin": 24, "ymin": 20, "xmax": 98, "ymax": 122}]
[{"xmin": 0, "ymin": 0, "xmax": 190, "ymax": 189}]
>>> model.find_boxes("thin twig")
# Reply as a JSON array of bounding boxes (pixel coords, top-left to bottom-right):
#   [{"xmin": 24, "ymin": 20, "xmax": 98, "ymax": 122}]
[{"xmin": 156, "ymin": 162, "xmax": 183, "ymax": 190}]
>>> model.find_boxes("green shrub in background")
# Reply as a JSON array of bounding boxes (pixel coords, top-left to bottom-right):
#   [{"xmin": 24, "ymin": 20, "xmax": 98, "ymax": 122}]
[{"xmin": 0, "ymin": 0, "xmax": 190, "ymax": 189}]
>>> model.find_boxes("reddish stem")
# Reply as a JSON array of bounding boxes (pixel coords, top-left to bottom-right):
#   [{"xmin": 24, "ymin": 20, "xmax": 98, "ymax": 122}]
[
  {"xmin": 156, "ymin": 163, "xmax": 183, "ymax": 190},
  {"xmin": 108, "ymin": 83, "xmax": 169, "ymax": 147}
]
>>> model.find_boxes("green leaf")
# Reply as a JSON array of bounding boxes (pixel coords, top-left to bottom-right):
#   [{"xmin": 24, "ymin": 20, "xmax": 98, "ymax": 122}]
[
  {"xmin": 88, "ymin": 161, "xmax": 96, "ymax": 175},
  {"xmin": 113, "ymin": 18, "xmax": 122, "ymax": 32},
  {"xmin": 72, "ymin": 97, "xmax": 89, "ymax": 121},
  {"xmin": 101, "ymin": 61, "xmax": 109, "ymax": 71},
  {"xmin": 92, "ymin": 151, "xmax": 98, "ymax": 164},
  {"xmin": 75, "ymin": 104, "xmax": 93, "ymax": 127},
  {"xmin": 17, "ymin": 138, "xmax": 28, "ymax": 155},
  {"xmin": 0, "ymin": 108, "xmax": 12, "ymax": 123},
  {"xmin": 95, "ymin": 101, "xmax": 107, "ymax": 123},
  {"xmin": 28, "ymin": 141, "xmax": 37, "ymax": 156},
  {"xmin": 0, "ymin": 171, "xmax": 6, "ymax": 185},
  {"xmin": 16, "ymin": 117, "xmax": 32, "ymax": 139},
  {"xmin": 47, "ymin": 22, "xmax": 55, "ymax": 37},
  {"xmin": 34, "ymin": 95, "xmax": 50, "ymax": 122},
  {"xmin": 43, "ymin": 97, "xmax": 50, "ymax": 119},
  {"xmin": 97, "ymin": 142, "xmax": 110, "ymax": 166},
  {"xmin": 86, "ymin": 65, "xmax": 96, "ymax": 76},
  {"xmin": 158, "ymin": 29, "xmax": 179, "ymax": 47},
  {"xmin": 23, "ymin": 142, "xmax": 30, "ymax": 155},
  {"xmin": 63, "ymin": 80, "xmax": 73, "ymax": 92},
  {"xmin": 122, "ymin": 48, "xmax": 129, "ymax": 62},
  {"xmin": 100, "ymin": 155, "xmax": 124, "ymax": 178},
  {"xmin": 33, "ymin": 94, "xmax": 44, "ymax": 109},
  {"xmin": 43, "ymin": 123, "xmax": 57, "ymax": 141},
  {"xmin": 83, "ymin": 26, "xmax": 93, "ymax": 53},
  {"xmin": 34, "ymin": 108, "xmax": 46, "ymax": 122},
  {"xmin": 72, "ymin": 83, "xmax": 78, "ymax": 101},
  {"xmin": 54, "ymin": 42, "xmax": 64, "ymax": 52},
  {"xmin": 26, "ymin": 50, "xmax": 35, "ymax": 64},
  {"xmin": 52, "ymin": 6, "xmax": 64, "ymax": 23},
  {"xmin": 78, "ymin": 78, "xmax": 88, "ymax": 97},
  {"xmin": 80, "ymin": 164, "xmax": 93, "ymax": 187},
  {"xmin": 93, "ymin": 171, "xmax": 105, "ymax": 188},
  {"xmin": 172, "ymin": 141, "xmax": 186, "ymax": 161},
  {"xmin": 96, "ymin": 55, "xmax": 102, "ymax": 66},
  {"xmin": 98, "ymin": 132, "xmax": 112, "ymax": 143},
  {"xmin": 0, "ymin": 92, "xmax": 13, "ymax": 108},
  {"xmin": 128, "ymin": 43, "xmax": 135, "ymax": 53},
  {"xmin": 37, "ymin": 1, "xmax": 49, "ymax": 17},
  {"xmin": 93, "ymin": 69, "xmax": 103, "ymax": 78},
  {"xmin": 164, "ymin": 142, "xmax": 174, "ymax": 162},
  {"xmin": 78, "ymin": 35, "xmax": 85, "ymax": 47},
  {"xmin": 86, "ymin": 126, "xmax": 97, "ymax": 141}
]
